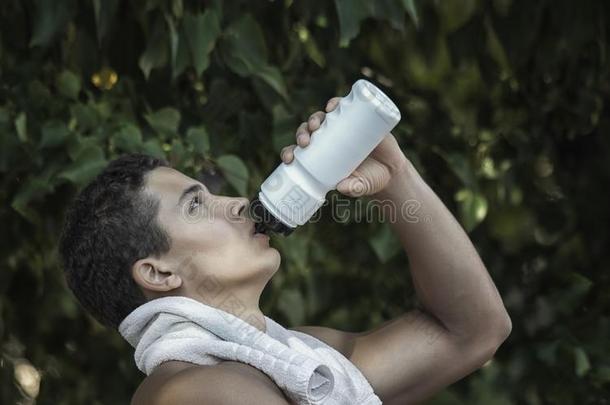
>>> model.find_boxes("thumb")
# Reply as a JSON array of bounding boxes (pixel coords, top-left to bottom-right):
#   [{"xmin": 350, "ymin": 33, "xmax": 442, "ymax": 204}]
[{"xmin": 336, "ymin": 177, "xmax": 368, "ymax": 197}]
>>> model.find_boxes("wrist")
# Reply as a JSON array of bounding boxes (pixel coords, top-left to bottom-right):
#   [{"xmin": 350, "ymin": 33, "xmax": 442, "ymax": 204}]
[
  {"xmin": 391, "ymin": 156, "xmax": 416, "ymax": 179},
  {"xmin": 374, "ymin": 158, "xmax": 419, "ymax": 199}
]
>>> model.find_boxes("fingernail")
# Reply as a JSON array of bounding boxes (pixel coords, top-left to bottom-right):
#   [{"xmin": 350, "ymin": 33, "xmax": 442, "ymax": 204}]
[{"xmin": 297, "ymin": 133, "xmax": 308, "ymax": 145}]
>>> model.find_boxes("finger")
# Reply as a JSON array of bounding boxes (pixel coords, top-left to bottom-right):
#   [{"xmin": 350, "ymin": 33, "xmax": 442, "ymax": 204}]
[
  {"xmin": 280, "ymin": 144, "xmax": 297, "ymax": 164},
  {"xmin": 325, "ymin": 97, "xmax": 341, "ymax": 113},
  {"xmin": 308, "ymin": 111, "xmax": 326, "ymax": 132},
  {"xmin": 336, "ymin": 176, "xmax": 368, "ymax": 197},
  {"xmin": 295, "ymin": 121, "xmax": 309, "ymax": 147}
]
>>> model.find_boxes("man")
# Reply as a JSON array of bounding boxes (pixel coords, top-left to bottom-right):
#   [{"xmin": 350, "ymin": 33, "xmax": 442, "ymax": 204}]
[{"xmin": 59, "ymin": 96, "xmax": 512, "ymax": 404}]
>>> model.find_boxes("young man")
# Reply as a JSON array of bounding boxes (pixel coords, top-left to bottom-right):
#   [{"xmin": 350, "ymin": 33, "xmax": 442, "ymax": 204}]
[{"xmin": 59, "ymin": 96, "xmax": 511, "ymax": 404}]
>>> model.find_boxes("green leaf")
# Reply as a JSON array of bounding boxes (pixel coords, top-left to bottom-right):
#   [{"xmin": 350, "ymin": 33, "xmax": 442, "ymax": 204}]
[
  {"xmin": 574, "ymin": 347, "xmax": 591, "ymax": 377},
  {"xmin": 142, "ymin": 139, "xmax": 166, "ymax": 159},
  {"xmin": 455, "ymin": 189, "xmax": 488, "ymax": 232},
  {"xmin": 222, "ymin": 14, "xmax": 268, "ymax": 75},
  {"xmin": 29, "ymin": 0, "xmax": 74, "ymax": 47},
  {"xmin": 14, "ymin": 112, "xmax": 27, "ymax": 142},
  {"xmin": 368, "ymin": 0, "xmax": 406, "ymax": 32},
  {"xmin": 0, "ymin": 108, "xmax": 17, "ymax": 172},
  {"xmin": 277, "ymin": 289, "xmax": 306, "ymax": 326},
  {"xmin": 186, "ymin": 126, "xmax": 210, "ymax": 155},
  {"xmin": 536, "ymin": 340, "xmax": 560, "ymax": 366},
  {"xmin": 92, "ymin": 0, "xmax": 120, "ymax": 45},
  {"xmin": 145, "ymin": 107, "xmax": 181, "ymax": 137},
  {"xmin": 171, "ymin": 0, "xmax": 183, "ymax": 18},
  {"xmin": 299, "ymin": 26, "xmax": 326, "ymax": 67},
  {"xmin": 28, "ymin": 80, "xmax": 52, "ymax": 107},
  {"xmin": 40, "ymin": 120, "xmax": 70, "ymax": 148},
  {"xmin": 58, "ymin": 145, "xmax": 107, "ymax": 186},
  {"xmin": 254, "ymin": 65, "xmax": 288, "ymax": 100},
  {"xmin": 401, "ymin": 0, "xmax": 419, "ymax": 28},
  {"xmin": 183, "ymin": 10, "xmax": 221, "ymax": 77},
  {"xmin": 436, "ymin": 149, "xmax": 476, "ymax": 187},
  {"xmin": 220, "ymin": 15, "xmax": 288, "ymax": 98},
  {"xmin": 169, "ymin": 138, "xmax": 185, "ymax": 166},
  {"xmin": 334, "ymin": 0, "xmax": 369, "ymax": 47},
  {"xmin": 70, "ymin": 103, "xmax": 100, "ymax": 132},
  {"xmin": 67, "ymin": 136, "xmax": 99, "ymax": 161},
  {"xmin": 567, "ymin": 272, "xmax": 594, "ymax": 297},
  {"xmin": 436, "ymin": 0, "xmax": 477, "ymax": 33},
  {"xmin": 113, "ymin": 124, "xmax": 143, "ymax": 152},
  {"xmin": 11, "ymin": 177, "xmax": 53, "ymax": 222},
  {"xmin": 595, "ymin": 366, "xmax": 610, "ymax": 383},
  {"xmin": 164, "ymin": 9, "xmax": 195, "ymax": 80},
  {"xmin": 336, "ymin": 0, "xmax": 410, "ymax": 46},
  {"xmin": 272, "ymin": 104, "xmax": 295, "ymax": 153},
  {"xmin": 164, "ymin": 13, "xmax": 179, "ymax": 75},
  {"xmin": 139, "ymin": 15, "xmax": 169, "ymax": 79},
  {"xmin": 369, "ymin": 223, "xmax": 402, "ymax": 263},
  {"xmin": 484, "ymin": 18, "xmax": 510, "ymax": 74},
  {"xmin": 216, "ymin": 154, "xmax": 249, "ymax": 196},
  {"xmin": 0, "ymin": 106, "xmax": 9, "ymax": 128}
]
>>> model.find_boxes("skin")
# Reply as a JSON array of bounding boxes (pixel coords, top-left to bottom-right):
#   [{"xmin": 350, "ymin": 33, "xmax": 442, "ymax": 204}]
[
  {"xmin": 132, "ymin": 166, "xmax": 280, "ymax": 332},
  {"xmin": 131, "ymin": 97, "xmax": 512, "ymax": 405}
]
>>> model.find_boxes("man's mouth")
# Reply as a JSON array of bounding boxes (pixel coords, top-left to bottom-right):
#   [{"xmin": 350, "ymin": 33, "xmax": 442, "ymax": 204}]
[{"xmin": 251, "ymin": 224, "xmax": 267, "ymax": 237}]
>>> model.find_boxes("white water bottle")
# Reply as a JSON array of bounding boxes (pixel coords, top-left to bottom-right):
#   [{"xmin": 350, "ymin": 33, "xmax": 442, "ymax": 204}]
[{"xmin": 249, "ymin": 79, "xmax": 401, "ymax": 235}]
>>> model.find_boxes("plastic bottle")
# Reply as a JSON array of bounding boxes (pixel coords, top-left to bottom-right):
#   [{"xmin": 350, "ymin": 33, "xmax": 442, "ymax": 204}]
[{"xmin": 249, "ymin": 79, "xmax": 401, "ymax": 235}]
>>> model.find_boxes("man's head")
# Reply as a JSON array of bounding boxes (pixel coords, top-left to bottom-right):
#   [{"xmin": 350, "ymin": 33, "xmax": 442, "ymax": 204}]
[{"xmin": 59, "ymin": 153, "xmax": 280, "ymax": 329}]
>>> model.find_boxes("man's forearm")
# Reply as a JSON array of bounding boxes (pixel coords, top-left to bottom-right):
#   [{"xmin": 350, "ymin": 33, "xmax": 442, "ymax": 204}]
[{"xmin": 374, "ymin": 160, "xmax": 511, "ymax": 341}]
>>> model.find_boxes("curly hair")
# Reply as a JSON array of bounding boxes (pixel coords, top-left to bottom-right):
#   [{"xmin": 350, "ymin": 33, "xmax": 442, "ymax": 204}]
[{"xmin": 58, "ymin": 153, "xmax": 171, "ymax": 329}]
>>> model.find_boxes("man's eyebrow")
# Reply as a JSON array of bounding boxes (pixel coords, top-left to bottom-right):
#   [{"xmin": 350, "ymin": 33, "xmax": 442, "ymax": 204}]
[{"xmin": 177, "ymin": 184, "xmax": 204, "ymax": 207}]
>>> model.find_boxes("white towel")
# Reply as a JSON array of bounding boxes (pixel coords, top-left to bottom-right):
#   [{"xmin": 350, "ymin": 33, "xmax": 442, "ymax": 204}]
[{"xmin": 118, "ymin": 296, "xmax": 381, "ymax": 405}]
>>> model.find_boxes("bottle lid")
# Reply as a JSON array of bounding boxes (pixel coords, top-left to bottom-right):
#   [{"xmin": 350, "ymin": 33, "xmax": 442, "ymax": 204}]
[
  {"xmin": 248, "ymin": 197, "xmax": 295, "ymax": 236},
  {"xmin": 355, "ymin": 79, "xmax": 401, "ymax": 125}
]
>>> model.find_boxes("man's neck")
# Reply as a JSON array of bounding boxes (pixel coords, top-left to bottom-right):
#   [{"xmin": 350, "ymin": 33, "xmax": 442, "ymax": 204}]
[{"xmin": 191, "ymin": 285, "xmax": 268, "ymax": 334}]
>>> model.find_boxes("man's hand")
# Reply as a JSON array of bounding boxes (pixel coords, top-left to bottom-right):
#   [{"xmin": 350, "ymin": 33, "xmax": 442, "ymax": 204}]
[{"xmin": 280, "ymin": 97, "xmax": 410, "ymax": 197}]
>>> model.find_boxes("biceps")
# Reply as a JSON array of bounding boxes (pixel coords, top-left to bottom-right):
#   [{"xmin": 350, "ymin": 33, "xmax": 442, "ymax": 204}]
[{"xmin": 349, "ymin": 310, "xmax": 493, "ymax": 404}]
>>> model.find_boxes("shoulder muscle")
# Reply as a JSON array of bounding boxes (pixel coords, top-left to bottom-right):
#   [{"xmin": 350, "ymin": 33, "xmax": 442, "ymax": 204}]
[{"xmin": 137, "ymin": 361, "xmax": 291, "ymax": 405}]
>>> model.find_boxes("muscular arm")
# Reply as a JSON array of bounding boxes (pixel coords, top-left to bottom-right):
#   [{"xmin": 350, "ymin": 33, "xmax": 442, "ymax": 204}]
[
  {"xmin": 375, "ymin": 160, "xmax": 512, "ymax": 340},
  {"xmin": 284, "ymin": 97, "xmax": 512, "ymax": 403},
  {"xmin": 293, "ymin": 161, "xmax": 512, "ymax": 404}
]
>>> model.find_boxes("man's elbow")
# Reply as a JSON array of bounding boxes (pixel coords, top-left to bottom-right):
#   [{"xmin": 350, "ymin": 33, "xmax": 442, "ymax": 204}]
[
  {"xmin": 476, "ymin": 310, "xmax": 512, "ymax": 359},
  {"xmin": 489, "ymin": 308, "xmax": 512, "ymax": 343}
]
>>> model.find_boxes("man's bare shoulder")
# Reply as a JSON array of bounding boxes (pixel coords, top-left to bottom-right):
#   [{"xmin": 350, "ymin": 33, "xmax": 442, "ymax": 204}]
[
  {"xmin": 131, "ymin": 360, "xmax": 292, "ymax": 405},
  {"xmin": 289, "ymin": 325, "xmax": 360, "ymax": 358}
]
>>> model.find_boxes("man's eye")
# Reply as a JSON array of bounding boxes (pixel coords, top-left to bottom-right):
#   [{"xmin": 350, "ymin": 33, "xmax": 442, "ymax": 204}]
[{"xmin": 189, "ymin": 195, "xmax": 201, "ymax": 213}]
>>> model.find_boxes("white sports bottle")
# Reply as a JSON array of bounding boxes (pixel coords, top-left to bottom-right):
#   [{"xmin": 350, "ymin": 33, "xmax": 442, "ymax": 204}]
[{"xmin": 249, "ymin": 79, "xmax": 401, "ymax": 235}]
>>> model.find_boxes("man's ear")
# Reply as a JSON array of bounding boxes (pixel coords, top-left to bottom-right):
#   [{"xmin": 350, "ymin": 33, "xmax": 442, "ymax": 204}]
[{"xmin": 132, "ymin": 258, "xmax": 183, "ymax": 293}]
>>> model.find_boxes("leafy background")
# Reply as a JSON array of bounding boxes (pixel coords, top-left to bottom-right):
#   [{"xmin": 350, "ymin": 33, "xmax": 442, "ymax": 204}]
[{"xmin": 1, "ymin": 0, "xmax": 609, "ymax": 403}]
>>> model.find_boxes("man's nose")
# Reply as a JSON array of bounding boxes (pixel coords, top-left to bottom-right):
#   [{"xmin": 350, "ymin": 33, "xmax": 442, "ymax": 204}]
[{"xmin": 228, "ymin": 197, "xmax": 250, "ymax": 218}]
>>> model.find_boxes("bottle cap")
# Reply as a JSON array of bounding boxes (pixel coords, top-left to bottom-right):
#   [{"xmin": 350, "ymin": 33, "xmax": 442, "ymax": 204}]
[{"xmin": 248, "ymin": 197, "xmax": 295, "ymax": 236}]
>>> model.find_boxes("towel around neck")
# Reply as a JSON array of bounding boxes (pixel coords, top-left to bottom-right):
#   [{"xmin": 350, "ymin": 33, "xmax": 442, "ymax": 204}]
[{"xmin": 118, "ymin": 296, "xmax": 381, "ymax": 405}]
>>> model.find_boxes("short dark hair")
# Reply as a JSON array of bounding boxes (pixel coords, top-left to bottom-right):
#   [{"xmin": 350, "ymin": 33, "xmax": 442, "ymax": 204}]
[{"xmin": 59, "ymin": 153, "xmax": 171, "ymax": 329}]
